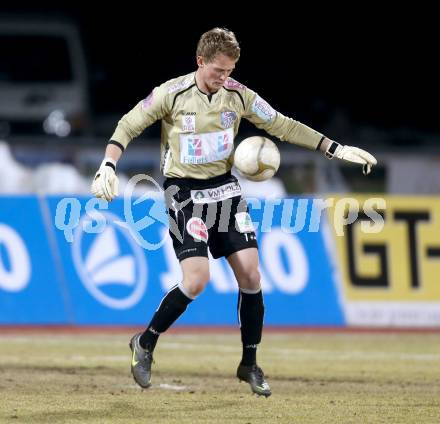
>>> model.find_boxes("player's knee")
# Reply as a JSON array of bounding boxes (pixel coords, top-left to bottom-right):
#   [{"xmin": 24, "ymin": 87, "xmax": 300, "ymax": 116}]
[
  {"xmin": 182, "ymin": 268, "xmax": 210, "ymax": 297},
  {"xmin": 238, "ymin": 268, "xmax": 261, "ymax": 291}
]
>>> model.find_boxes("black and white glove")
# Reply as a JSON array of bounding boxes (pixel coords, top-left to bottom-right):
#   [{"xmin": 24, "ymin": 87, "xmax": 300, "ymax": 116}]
[
  {"xmin": 91, "ymin": 158, "xmax": 119, "ymax": 201},
  {"xmin": 325, "ymin": 141, "xmax": 377, "ymax": 175}
]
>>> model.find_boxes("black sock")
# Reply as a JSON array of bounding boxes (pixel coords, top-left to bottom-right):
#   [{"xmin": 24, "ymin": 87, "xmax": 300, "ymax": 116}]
[
  {"xmin": 237, "ymin": 289, "xmax": 264, "ymax": 366},
  {"xmin": 140, "ymin": 285, "xmax": 193, "ymax": 351},
  {"xmin": 242, "ymin": 344, "xmax": 257, "ymax": 366}
]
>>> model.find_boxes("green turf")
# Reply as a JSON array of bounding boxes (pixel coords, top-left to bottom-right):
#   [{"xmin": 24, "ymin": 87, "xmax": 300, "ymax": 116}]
[{"xmin": 0, "ymin": 332, "xmax": 439, "ymax": 423}]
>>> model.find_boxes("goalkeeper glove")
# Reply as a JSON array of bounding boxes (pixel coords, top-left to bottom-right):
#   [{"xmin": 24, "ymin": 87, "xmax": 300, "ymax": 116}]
[
  {"xmin": 91, "ymin": 158, "xmax": 119, "ymax": 201},
  {"xmin": 325, "ymin": 141, "xmax": 377, "ymax": 175}
]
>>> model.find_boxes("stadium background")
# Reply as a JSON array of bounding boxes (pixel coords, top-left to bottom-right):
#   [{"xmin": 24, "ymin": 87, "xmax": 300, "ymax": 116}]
[{"xmin": 1, "ymin": 4, "xmax": 438, "ymax": 327}]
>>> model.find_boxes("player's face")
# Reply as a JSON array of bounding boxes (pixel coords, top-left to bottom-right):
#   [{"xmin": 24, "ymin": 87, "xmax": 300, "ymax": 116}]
[{"xmin": 197, "ymin": 53, "xmax": 236, "ymax": 93}]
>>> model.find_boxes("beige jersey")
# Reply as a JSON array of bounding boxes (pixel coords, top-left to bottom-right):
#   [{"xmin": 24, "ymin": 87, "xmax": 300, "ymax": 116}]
[{"xmin": 111, "ymin": 72, "xmax": 323, "ymax": 179}]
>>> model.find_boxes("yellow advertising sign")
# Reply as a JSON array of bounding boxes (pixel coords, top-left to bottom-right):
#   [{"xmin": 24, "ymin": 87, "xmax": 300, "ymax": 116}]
[{"xmin": 327, "ymin": 196, "xmax": 440, "ymax": 301}]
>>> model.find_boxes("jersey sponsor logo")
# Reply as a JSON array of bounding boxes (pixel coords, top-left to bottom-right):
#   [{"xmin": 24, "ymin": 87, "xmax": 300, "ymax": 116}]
[
  {"xmin": 141, "ymin": 91, "xmax": 154, "ymax": 110},
  {"xmin": 235, "ymin": 212, "xmax": 255, "ymax": 233},
  {"xmin": 188, "ymin": 138, "xmax": 203, "ymax": 157},
  {"xmin": 193, "ymin": 191, "xmax": 205, "ymax": 201},
  {"xmin": 217, "ymin": 133, "xmax": 230, "ymax": 152},
  {"xmin": 180, "ymin": 128, "xmax": 233, "ymax": 164},
  {"xmin": 168, "ymin": 77, "xmax": 193, "ymax": 94},
  {"xmin": 190, "ymin": 181, "xmax": 242, "ymax": 204},
  {"xmin": 186, "ymin": 217, "xmax": 208, "ymax": 242},
  {"xmin": 220, "ymin": 111, "xmax": 237, "ymax": 129},
  {"xmin": 225, "ymin": 78, "xmax": 245, "ymax": 90},
  {"xmin": 182, "ymin": 115, "xmax": 196, "ymax": 132},
  {"xmin": 252, "ymin": 95, "xmax": 276, "ymax": 122}
]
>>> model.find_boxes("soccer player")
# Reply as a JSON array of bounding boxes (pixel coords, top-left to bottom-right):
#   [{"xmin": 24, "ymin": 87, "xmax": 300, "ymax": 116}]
[{"xmin": 91, "ymin": 27, "xmax": 376, "ymax": 397}]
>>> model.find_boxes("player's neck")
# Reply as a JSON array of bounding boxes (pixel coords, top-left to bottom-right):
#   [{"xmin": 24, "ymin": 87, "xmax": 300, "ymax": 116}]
[{"xmin": 195, "ymin": 70, "xmax": 218, "ymax": 95}]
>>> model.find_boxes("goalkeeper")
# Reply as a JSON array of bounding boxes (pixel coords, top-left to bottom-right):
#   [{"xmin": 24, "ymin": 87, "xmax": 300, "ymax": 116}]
[{"xmin": 91, "ymin": 27, "xmax": 376, "ymax": 397}]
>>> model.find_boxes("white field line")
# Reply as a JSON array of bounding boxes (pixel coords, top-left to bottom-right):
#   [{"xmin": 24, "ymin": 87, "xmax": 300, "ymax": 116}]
[
  {"xmin": 160, "ymin": 342, "xmax": 440, "ymax": 361},
  {"xmin": 0, "ymin": 341, "xmax": 439, "ymax": 363},
  {"xmin": 0, "ymin": 355, "xmax": 127, "ymax": 364},
  {"xmin": 113, "ymin": 383, "xmax": 189, "ymax": 391},
  {"xmin": 158, "ymin": 383, "xmax": 188, "ymax": 391},
  {"xmin": 0, "ymin": 336, "xmax": 128, "ymax": 347}
]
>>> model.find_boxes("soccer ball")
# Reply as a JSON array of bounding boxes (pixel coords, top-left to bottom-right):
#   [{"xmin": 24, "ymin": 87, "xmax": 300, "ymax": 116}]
[{"xmin": 233, "ymin": 136, "xmax": 280, "ymax": 181}]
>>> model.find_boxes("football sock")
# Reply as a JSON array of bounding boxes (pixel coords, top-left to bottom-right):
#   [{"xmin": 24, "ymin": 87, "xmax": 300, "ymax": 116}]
[
  {"xmin": 140, "ymin": 285, "xmax": 193, "ymax": 351},
  {"xmin": 238, "ymin": 289, "xmax": 264, "ymax": 366}
]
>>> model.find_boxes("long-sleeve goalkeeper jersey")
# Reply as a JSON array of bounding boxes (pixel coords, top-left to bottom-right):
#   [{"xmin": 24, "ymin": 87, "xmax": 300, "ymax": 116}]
[{"xmin": 110, "ymin": 72, "xmax": 323, "ymax": 179}]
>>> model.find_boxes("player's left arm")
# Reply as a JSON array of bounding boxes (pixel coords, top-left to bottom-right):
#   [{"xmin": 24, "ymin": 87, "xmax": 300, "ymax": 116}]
[
  {"xmin": 242, "ymin": 88, "xmax": 376, "ymax": 175},
  {"xmin": 317, "ymin": 137, "xmax": 377, "ymax": 175}
]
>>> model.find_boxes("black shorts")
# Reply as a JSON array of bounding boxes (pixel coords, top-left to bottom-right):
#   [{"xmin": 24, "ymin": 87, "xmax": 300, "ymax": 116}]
[{"xmin": 163, "ymin": 171, "xmax": 258, "ymax": 261}]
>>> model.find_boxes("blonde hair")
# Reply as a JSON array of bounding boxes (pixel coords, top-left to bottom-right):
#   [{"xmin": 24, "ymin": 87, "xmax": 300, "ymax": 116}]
[{"xmin": 196, "ymin": 27, "xmax": 240, "ymax": 63}]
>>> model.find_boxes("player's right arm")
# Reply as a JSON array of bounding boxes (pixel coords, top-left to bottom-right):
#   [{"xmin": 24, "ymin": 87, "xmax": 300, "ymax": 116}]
[
  {"xmin": 91, "ymin": 82, "xmax": 172, "ymax": 201},
  {"xmin": 110, "ymin": 84, "xmax": 171, "ymax": 150}
]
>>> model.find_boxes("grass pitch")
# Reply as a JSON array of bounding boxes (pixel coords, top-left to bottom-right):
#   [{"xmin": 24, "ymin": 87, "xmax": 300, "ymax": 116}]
[{"xmin": 0, "ymin": 330, "xmax": 439, "ymax": 423}]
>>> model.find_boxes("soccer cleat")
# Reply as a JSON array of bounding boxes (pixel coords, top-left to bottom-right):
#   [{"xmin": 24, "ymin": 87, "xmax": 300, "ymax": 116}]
[
  {"xmin": 237, "ymin": 363, "xmax": 271, "ymax": 397},
  {"xmin": 129, "ymin": 332, "xmax": 153, "ymax": 389}
]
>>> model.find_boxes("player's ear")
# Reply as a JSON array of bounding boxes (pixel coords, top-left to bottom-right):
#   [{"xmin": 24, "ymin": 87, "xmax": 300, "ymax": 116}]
[{"xmin": 196, "ymin": 56, "xmax": 205, "ymax": 68}]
